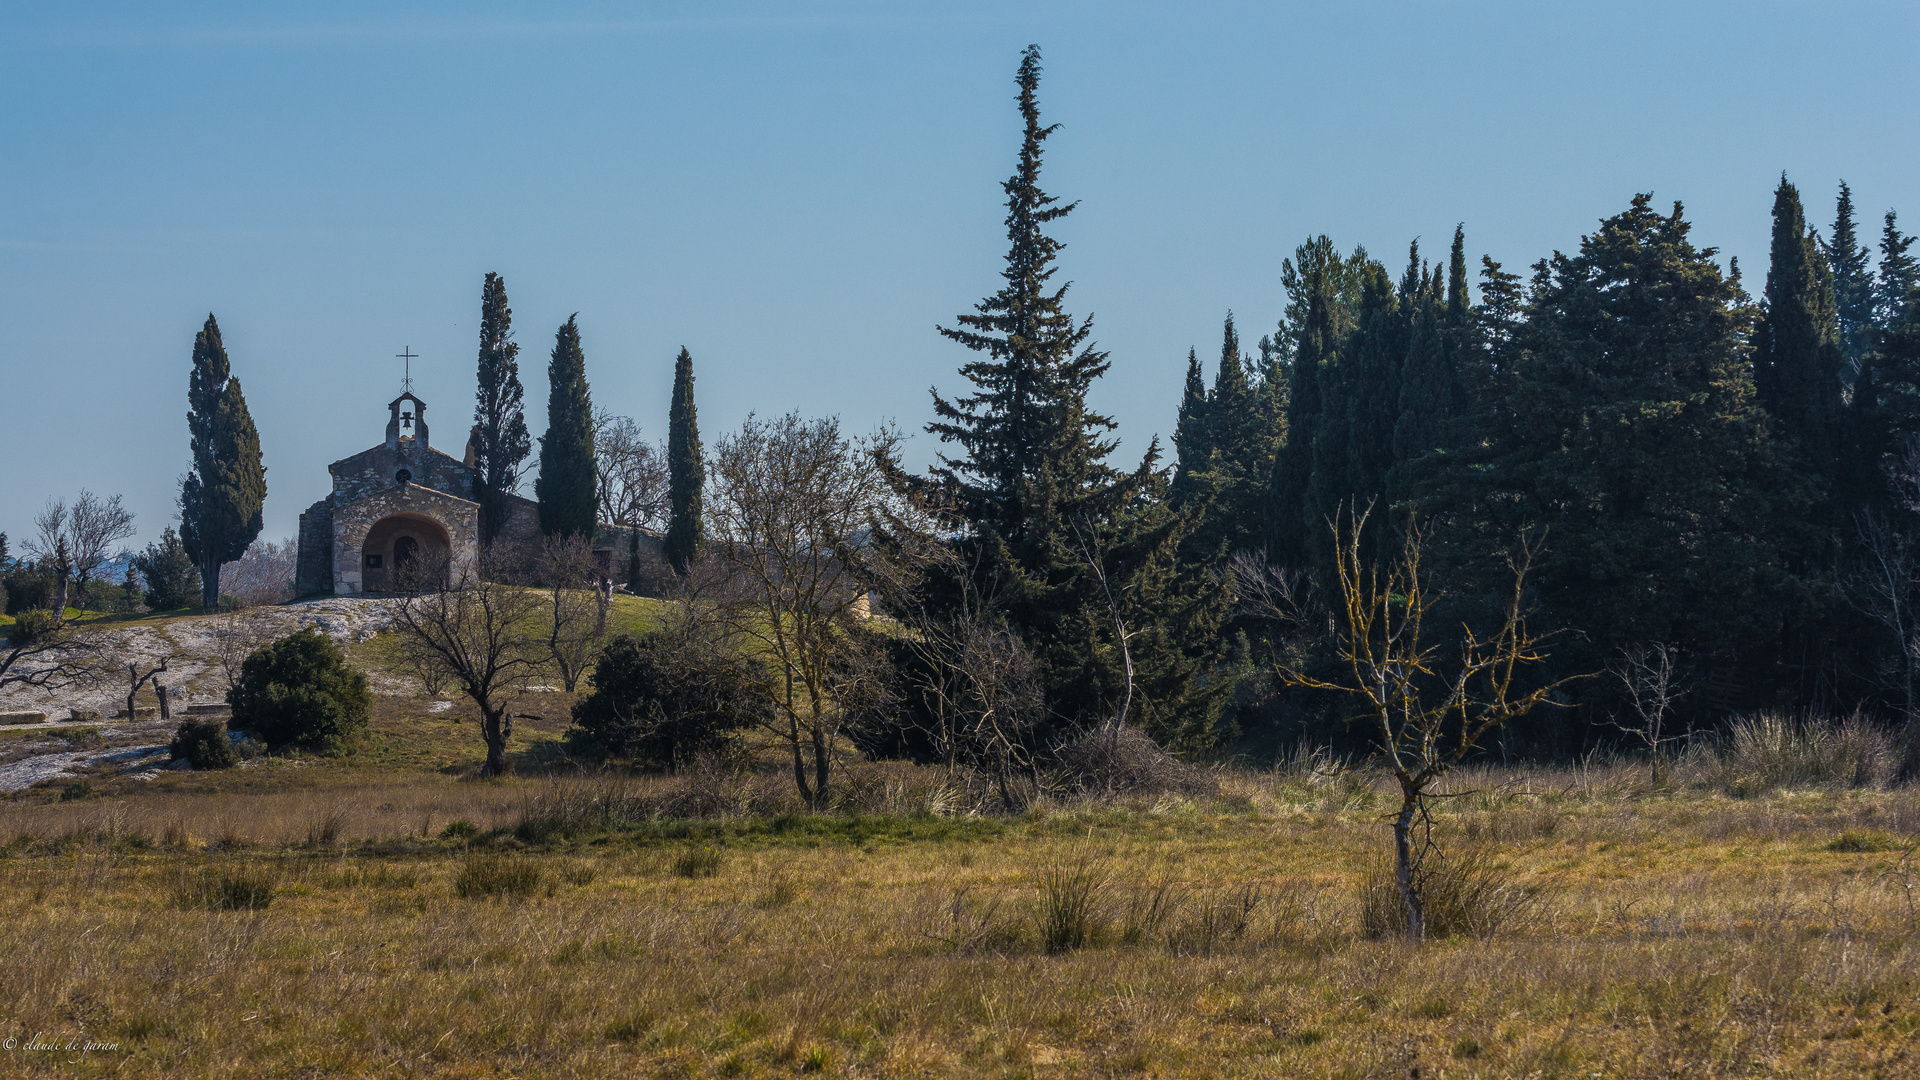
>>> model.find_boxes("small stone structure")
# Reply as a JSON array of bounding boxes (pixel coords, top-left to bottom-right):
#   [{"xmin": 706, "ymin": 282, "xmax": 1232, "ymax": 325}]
[{"xmin": 296, "ymin": 390, "xmax": 661, "ymax": 596}]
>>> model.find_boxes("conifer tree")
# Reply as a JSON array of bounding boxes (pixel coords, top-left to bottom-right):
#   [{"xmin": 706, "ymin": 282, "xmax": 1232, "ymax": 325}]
[
  {"xmin": 180, "ymin": 314, "xmax": 265, "ymax": 609},
  {"xmin": 470, "ymin": 273, "xmax": 532, "ymax": 545},
  {"xmin": 1755, "ymin": 176, "xmax": 1845, "ymax": 513},
  {"xmin": 535, "ymin": 315, "xmax": 597, "ymax": 539},
  {"xmin": 921, "ymin": 45, "xmax": 1226, "ymax": 742},
  {"xmin": 1831, "ymin": 182, "xmax": 1876, "ymax": 382},
  {"xmin": 1498, "ymin": 194, "xmax": 1799, "ymax": 702},
  {"xmin": 1880, "ymin": 212, "xmax": 1918, "ymax": 330},
  {"xmin": 665, "ymin": 347, "xmax": 704, "ymax": 574},
  {"xmin": 1320, "ymin": 258, "xmax": 1403, "ymax": 554},
  {"xmin": 1170, "ymin": 348, "xmax": 1210, "ymax": 504},
  {"xmin": 1269, "ymin": 274, "xmax": 1337, "ymax": 570}
]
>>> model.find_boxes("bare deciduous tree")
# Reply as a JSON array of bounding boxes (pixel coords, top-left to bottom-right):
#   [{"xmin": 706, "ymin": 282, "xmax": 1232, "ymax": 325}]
[
  {"xmin": 0, "ymin": 613, "xmax": 98, "ymax": 694},
  {"xmin": 705, "ymin": 412, "xmax": 914, "ymax": 809},
  {"xmin": 893, "ymin": 546, "xmax": 1044, "ymax": 807},
  {"xmin": 388, "ymin": 556, "xmax": 544, "ymax": 776},
  {"xmin": 1280, "ymin": 506, "xmax": 1567, "ymax": 942},
  {"xmin": 536, "ymin": 533, "xmax": 604, "ymax": 693},
  {"xmin": 220, "ymin": 537, "xmax": 298, "ymax": 607},
  {"xmin": 207, "ymin": 611, "xmax": 279, "ymax": 693},
  {"xmin": 126, "ymin": 656, "xmax": 168, "ymax": 720},
  {"xmin": 30, "ymin": 492, "xmax": 137, "ymax": 617},
  {"xmin": 1608, "ymin": 642, "xmax": 1686, "ymax": 786},
  {"xmin": 594, "ymin": 411, "xmax": 670, "ymax": 531}
]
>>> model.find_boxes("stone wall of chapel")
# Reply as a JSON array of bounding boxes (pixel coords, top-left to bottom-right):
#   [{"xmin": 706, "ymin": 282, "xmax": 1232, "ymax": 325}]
[
  {"xmin": 330, "ymin": 485, "xmax": 480, "ymax": 595},
  {"xmin": 295, "ymin": 498, "xmax": 334, "ymax": 596},
  {"xmin": 329, "ymin": 443, "xmax": 475, "ymax": 504}
]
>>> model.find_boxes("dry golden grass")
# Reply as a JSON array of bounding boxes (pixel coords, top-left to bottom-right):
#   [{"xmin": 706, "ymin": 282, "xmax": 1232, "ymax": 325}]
[{"xmin": 2, "ymin": 752, "xmax": 1919, "ymax": 1077}]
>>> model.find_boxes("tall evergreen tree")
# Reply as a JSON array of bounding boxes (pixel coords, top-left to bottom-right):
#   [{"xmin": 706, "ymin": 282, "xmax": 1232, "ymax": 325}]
[
  {"xmin": 665, "ymin": 347, "xmax": 704, "ymax": 575},
  {"xmin": 921, "ymin": 45, "xmax": 1225, "ymax": 743},
  {"xmin": 470, "ymin": 273, "xmax": 532, "ymax": 545},
  {"xmin": 1754, "ymin": 176, "xmax": 1845, "ymax": 515},
  {"xmin": 1170, "ymin": 348, "xmax": 1210, "ymax": 503},
  {"xmin": 180, "ymin": 314, "xmax": 265, "ymax": 609},
  {"xmin": 1831, "ymin": 182, "xmax": 1876, "ymax": 382},
  {"xmin": 535, "ymin": 315, "xmax": 597, "ymax": 539},
  {"xmin": 1497, "ymin": 195, "xmax": 1800, "ymax": 716},
  {"xmin": 1879, "ymin": 211, "xmax": 1919, "ymax": 330},
  {"xmin": 1269, "ymin": 270, "xmax": 1339, "ymax": 570}
]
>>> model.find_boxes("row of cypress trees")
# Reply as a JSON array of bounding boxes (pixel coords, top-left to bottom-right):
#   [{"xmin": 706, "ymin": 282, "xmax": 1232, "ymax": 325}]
[
  {"xmin": 914, "ymin": 45, "xmax": 1920, "ymax": 755},
  {"xmin": 464, "ymin": 275, "xmax": 704, "ymax": 569}
]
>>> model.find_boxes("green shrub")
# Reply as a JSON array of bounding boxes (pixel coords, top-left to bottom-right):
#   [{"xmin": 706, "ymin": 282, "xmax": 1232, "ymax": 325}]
[
  {"xmin": 454, "ymin": 854, "xmax": 546, "ymax": 899},
  {"xmin": 569, "ymin": 629, "xmax": 768, "ymax": 769},
  {"xmin": 7, "ymin": 608, "xmax": 57, "ymax": 646},
  {"xmin": 440, "ymin": 820, "xmax": 481, "ymax": 841},
  {"xmin": 3, "ymin": 567, "xmax": 56, "ymax": 616},
  {"xmin": 132, "ymin": 527, "xmax": 201, "ymax": 611},
  {"xmin": 169, "ymin": 718, "xmax": 239, "ymax": 769},
  {"xmin": 228, "ymin": 629, "xmax": 372, "ymax": 753}
]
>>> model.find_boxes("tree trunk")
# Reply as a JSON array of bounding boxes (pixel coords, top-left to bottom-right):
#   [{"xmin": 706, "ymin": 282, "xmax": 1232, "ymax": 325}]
[
  {"xmin": 787, "ymin": 716, "xmax": 814, "ymax": 809},
  {"xmin": 53, "ymin": 571, "xmax": 70, "ymax": 623},
  {"xmin": 480, "ymin": 706, "xmax": 512, "ymax": 776},
  {"xmin": 1393, "ymin": 791, "xmax": 1426, "ymax": 942},
  {"xmin": 810, "ymin": 720, "xmax": 831, "ymax": 812},
  {"xmin": 201, "ymin": 557, "xmax": 221, "ymax": 610}
]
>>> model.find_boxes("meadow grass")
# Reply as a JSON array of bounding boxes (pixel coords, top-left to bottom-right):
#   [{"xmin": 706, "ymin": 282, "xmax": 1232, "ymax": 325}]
[{"xmin": 3, "ymin": 748, "xmax": 1920, "ymax": 1077}]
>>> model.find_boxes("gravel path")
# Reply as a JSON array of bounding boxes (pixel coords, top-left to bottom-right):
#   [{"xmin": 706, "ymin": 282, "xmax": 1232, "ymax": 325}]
[{"xmin": 0, "ymin": 743, "xmax": 170, "ymax": 792}]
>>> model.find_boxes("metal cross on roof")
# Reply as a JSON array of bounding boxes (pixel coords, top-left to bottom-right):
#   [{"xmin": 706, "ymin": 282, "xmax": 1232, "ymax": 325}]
[{"xmin": 396, "ymin": 346, "xmax": 418, "ymax": 392}]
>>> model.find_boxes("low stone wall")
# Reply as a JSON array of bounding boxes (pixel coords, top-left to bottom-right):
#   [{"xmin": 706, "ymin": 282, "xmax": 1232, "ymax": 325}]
[{"xmin": 0, "ymin": 711, "xmax": 49, "ymax": 725}]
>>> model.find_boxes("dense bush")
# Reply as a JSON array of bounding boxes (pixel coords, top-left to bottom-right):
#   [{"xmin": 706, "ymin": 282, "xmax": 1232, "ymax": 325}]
[
  {"xmin": 6, "ymin": 608, "xmax": 57, "ymax": 646},
  {"xmin": 2, "ymin": 566, "xmax": 55, "ymax": 616},
  {"xmin": 569, "ymin": 628, "xmax": 768, "ymax": 769},
  {"xmin": 133, "ymin": 527, "xmax": 202, "ymax": 611},
  {"xmin": 169, "ymin": 718, "xmax": 239, "ymax": 769},
  {"xmin": 228, "ymin": 629, "xmax": 372, "ymax": 753}
]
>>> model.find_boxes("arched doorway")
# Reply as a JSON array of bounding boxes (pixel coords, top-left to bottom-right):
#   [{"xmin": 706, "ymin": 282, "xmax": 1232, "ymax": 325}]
[{"xmin": 360, "ymin": 513, "xmax": 452, "ymax": 592}]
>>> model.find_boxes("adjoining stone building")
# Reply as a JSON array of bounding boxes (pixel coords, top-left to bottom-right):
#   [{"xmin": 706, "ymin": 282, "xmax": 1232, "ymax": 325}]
[{"xmin": 295, "ymin": 392, "xmax": 658, "ymax": 596}]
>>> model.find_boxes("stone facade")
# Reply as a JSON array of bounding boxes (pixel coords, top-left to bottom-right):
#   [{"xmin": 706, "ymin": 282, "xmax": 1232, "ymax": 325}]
[{"xmin": 295, "ymin": 390, "xmax": 667, "ymax": 596}]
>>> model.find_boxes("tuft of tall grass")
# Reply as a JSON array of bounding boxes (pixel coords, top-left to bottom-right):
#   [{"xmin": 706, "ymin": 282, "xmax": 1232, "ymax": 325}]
[
  {"xmin": 1358, "ymin": 844, "xmax": 1547, "ymax": 940},
  {"xmin": 453, "ymin": 854, "xmax": 547, "ymax": 899},
  {"xmin": 1711, "ymin": 713, "xmax": 1895, "ymax": 797},
  {"xmin": 672, "ymin": 846, "xmax": 725, "ymax": 879},
  {"xmin": 1036, "ymin": 852, "xmax": 1110, "ymax": 953},
  {"xmin": 176, "ymin": 863, "xmax": 279, "ymax": 911}
]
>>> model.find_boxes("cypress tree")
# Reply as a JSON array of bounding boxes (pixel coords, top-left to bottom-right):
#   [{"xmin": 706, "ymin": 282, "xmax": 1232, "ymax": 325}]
[
  {"xmin": 665, "ymin": 347, "xmax": 704, "ymax": 575},
  {"xmin": 180, "ymin": 314, "xmax": 265, "ymax": 609},
  {"xmin": 1322, "ymin": 257, "xmax": 1402, "ymax": 548},
  {"xmin": 1831, "ymin": 182, "xmax": 1876, "ymax": 383},
  {"xmin": 1879, "ymin": 212, "xmax": 1918, "ymax": 331},
  {"xmin": 535, "ymin": 315, "xmax": 597, "ymax": 539},
  {"xmin": 470, "ymin": 273, "xmax": 532, "ymax": 545},
  {"xmin": 1170, "ymin": 348, "xmax": 1210, "ymax": 504},
  {"xmin": 1754, "ymin": 176, "xmax": 1845, "ymax": 514},
  {"xmin": 1269, "ymin": 273, "xmax": 1336, "ymax": 570}
]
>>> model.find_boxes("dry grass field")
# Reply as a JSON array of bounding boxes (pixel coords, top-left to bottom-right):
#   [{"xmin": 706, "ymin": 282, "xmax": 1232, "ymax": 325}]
[{"xmin": 3, "ymin": 706, "xmax": 1920, "ymax": 1079}]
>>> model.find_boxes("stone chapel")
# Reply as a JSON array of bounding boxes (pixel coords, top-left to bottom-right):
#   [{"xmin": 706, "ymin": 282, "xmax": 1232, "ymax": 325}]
[{"xmin": 295, "ymin": 393, "xmax": 654, "ymax": 596}]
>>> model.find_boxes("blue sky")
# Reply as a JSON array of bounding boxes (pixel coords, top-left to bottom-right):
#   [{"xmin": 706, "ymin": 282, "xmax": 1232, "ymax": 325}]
[{"xmin": 2, "ymin": 1, "xmax": 1916, "ymax": 551}]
